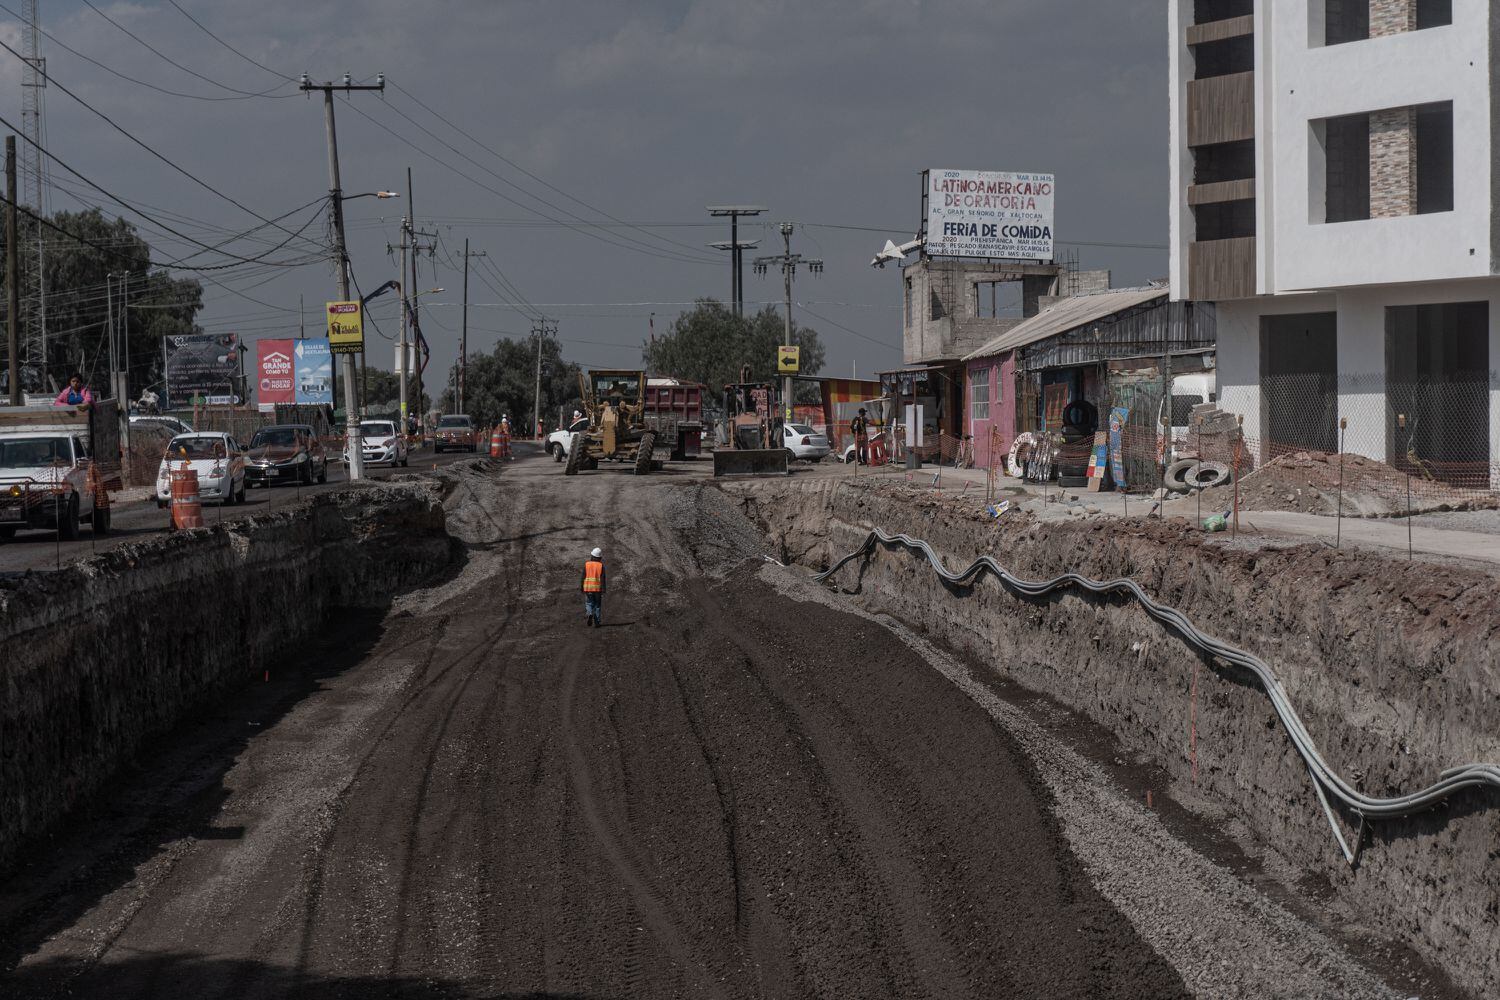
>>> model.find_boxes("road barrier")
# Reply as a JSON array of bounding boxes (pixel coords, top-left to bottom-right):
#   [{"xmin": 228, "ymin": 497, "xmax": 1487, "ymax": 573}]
[{"xmin": 170, "ymin": 465, "xmax": 203, "ymax": 530}]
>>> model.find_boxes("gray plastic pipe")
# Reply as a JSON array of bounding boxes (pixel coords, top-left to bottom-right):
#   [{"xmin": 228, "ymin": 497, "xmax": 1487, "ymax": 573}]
[{"xmin": 815, "ymin": 528, "xmax": 1500, "ymax": 866}]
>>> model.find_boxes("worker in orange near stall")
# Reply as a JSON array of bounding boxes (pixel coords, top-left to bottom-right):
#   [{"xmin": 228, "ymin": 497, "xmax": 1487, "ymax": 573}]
[{"xmin": 581, "ymin": 546, "xmax": 606, "ymax": 627}]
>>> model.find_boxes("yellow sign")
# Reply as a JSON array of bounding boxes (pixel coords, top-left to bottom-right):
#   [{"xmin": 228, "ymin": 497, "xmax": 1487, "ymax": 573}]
[
  {"xmin": 777, "ymin": 345, "xmax": 800, "ymax": 374},
  {"xmin": 327, "ymin": 301, "xmax": 364, "ymax": 355}
]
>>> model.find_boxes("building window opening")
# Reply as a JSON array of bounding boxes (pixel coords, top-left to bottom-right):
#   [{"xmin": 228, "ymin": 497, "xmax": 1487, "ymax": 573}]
[
  {"xmin": 1416, "ymin": 0, "xmax": 1452, "ymax": 30},
  {"xmin": 974, "ymin": 281, "xmax": 1023, "ymax": 319},
  {"xmin": 929, "ymin": 287, "xmax": 945, "ymax": 322},
  {"xmin": 1192, "ymin": 35, "xmax": 1254, "ymax": 80},
  {"xmin": 1323, "ymin": 0, "xmax": 1369, "ymax": 45},
  {"xmin": 1192, "ymin": 198, "xmax": 1255, "ymax": 242},
  {"xmin": 904, "ymin": 276, "xmax": 913, "ymax": 328},
  {"xmin": 969, "ymin": 371, "xmax": 991, "ymax": 425},
  {"xmin": 1316, "ymin": 112, "xmax": 1371, "ymax": 222},
  {"xmin": 1415, "ymin": 101, "xmax": 1453, "ymax": 215},
  {"xmin": 1194, "ymin": 0, "xmax": 1251, "ymax": 24},
  {"xmin": 1193, "ymin": 139, "xmax": 1255, "ymax": 185},
  {"xmin": 1386, "ymin": 301, "xmax": 1489, "ymax": 486}
]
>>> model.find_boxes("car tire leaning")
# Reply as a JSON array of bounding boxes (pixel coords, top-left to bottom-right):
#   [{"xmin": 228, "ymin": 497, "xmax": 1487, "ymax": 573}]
[{"xmin": 58, "ymin": 493, "xmax": 80, "ymax": 541}]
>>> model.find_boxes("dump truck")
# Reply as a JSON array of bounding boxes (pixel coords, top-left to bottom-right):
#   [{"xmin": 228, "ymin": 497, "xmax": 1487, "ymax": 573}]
[
  {"xmin": 0, "ymin": 399, "xmax": 123, "ymax": 539},
  {"xmin": 712, "ymin": 380, "xmax": 789, "ymax": 477},
  {"xmin": 645, "ymin": 380, "xmax": 704, "ymax": 460},
  {"xmin": 564, "ymin": 370, "xmax": 659, "ymax": 476}
]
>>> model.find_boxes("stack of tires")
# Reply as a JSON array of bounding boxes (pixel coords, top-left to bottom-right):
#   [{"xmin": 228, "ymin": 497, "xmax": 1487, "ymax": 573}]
[{"xmin": 1163, "ymin": 459, "xmax": 1233, "ymax": 494}]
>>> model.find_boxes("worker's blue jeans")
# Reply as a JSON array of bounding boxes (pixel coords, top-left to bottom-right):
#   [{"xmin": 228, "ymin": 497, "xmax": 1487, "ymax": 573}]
[{"xmin": 584, "ymin": 593, "xmax": 603, "ymax": 624}]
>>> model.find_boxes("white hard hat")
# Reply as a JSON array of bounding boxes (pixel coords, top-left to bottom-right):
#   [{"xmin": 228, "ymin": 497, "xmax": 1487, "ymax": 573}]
[{"xmin": 590, "ymin": 547, "xmax": 602, "ymax": 558}]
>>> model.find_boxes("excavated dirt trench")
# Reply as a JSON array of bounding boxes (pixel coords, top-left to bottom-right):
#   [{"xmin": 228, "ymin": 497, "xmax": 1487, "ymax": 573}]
[
  {"xmin": 731, "ymin": 475, "xmax": 1500, "ymax": 999},
  {"xmin": 0, "ymin": 458, "xmax": 1489, "ymax": 998}
]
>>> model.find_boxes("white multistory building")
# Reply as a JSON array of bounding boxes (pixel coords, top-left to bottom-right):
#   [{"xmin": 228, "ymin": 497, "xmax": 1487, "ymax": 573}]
[{"xmin": 1168, "ymin": 0, "xmax": 1497, "ymax": 485}]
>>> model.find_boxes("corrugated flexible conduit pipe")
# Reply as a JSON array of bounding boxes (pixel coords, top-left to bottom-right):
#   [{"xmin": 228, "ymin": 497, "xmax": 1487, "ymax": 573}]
[{"xmin": 814, "ymin": 528, "xmax": 1500, "ymax": 867}]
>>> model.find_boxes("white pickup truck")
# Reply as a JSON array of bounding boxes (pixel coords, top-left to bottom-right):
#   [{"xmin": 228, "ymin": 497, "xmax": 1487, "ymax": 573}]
[
  {"xmin": 545, "ymin": 416, "xmax": 590, "ymax": 463},
  {"xmin": 0, "ymin": 400, "xmax": 122, "ymax": 539}
]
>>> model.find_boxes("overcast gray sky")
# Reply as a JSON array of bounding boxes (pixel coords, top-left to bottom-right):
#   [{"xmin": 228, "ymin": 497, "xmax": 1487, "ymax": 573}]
[{"xmin": 4, "ymin": 0, "xmax": 1168, "ymax": 389}]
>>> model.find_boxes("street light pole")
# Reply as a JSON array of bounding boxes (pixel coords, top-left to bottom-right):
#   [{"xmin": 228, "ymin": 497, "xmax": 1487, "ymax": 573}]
[
  {"xmin": 301, "ymin": 72, "xmax": 385, "ymax": 480},
  {"xmin": 708, "ymin": 206, "xmax": 766, "ymax": 317}
]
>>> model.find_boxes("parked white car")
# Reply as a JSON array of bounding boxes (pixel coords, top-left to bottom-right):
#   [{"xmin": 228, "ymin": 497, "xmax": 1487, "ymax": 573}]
[
  {"xmin": 156, "ymin": 432, "xmax": 246, "ymax": 507},
  {"xmin": 347, "ymin": 419, "xmax": 409, "ymax": 467},
  {"xmin": 782, "ymin": 423, "xmax": 830, "ymax": 463},
  {"xmin": 545, "ymin": 418, "xmax": 590, "ymax": 462}
]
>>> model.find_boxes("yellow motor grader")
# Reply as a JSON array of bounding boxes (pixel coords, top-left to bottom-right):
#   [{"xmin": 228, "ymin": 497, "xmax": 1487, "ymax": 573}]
[{"xmin": 563, "ymin": 370, "xmax": 658, "ymax": 476}]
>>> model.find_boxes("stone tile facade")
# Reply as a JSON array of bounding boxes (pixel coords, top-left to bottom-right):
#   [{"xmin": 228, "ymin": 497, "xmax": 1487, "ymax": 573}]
[
  {"xmin": 1369, "ymin": 106, "xmax": 1417, "ymax": 218},
  {"xmin": 1370, "ymin": 0, "xmax": 1417, "ymax": 38}
]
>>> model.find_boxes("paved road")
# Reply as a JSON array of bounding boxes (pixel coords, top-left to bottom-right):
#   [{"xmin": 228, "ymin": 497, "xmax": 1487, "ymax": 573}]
[
  {"xmin": 0, "ymin": 445, "xmax": 483, "ymax": 574},
  {"xmin": 0, "ymin": 451, "xmax": 1187, "ymax": 999}
]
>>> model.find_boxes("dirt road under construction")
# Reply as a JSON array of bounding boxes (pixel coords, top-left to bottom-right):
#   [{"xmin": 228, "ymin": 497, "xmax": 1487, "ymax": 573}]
[{"xmin": 0, "ymin": 455, "xmax": 1433, "ymax": 998}]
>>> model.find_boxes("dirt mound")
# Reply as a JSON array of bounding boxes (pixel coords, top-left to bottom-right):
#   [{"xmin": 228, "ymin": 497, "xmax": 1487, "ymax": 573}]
[{"xmin": 1198, "ymin": 450, "xmax": 1496, "ymax": 516}]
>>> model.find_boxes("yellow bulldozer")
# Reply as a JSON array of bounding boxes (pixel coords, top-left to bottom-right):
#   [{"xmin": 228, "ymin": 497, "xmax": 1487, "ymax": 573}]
[{"xmin": 564, "ymin": 370, "xmax": 659, "ymax": 476}]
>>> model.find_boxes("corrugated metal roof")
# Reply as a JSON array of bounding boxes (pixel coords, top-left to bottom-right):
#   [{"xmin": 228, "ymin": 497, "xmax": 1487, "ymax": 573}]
[{"xmin": 961, "ymin": 286, "xmax": 1168, "ymax": 362}]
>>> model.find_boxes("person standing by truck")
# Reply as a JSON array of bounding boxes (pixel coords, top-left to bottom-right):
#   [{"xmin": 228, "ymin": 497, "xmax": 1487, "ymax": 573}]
[
  {"xmin": 581, "ymin": 546, "xmax": 606, "ymax": 627},
  {"xmin": 53, "ymin": 373, "xmax": 93, "ymax": 408}
]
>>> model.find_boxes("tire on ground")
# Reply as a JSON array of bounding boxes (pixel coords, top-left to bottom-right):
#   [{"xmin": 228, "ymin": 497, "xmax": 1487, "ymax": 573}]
[
  {"xmin": 1187, "ymin": 460, "xmax": 1232, "ymax": 490},
  {"xmin": 1163, "ymin": 458, "xmax": 1198, "ymax": 493},
  {"xmin": 1007, "ymin": 432, "xmax": 1037, "ymax": 478}
]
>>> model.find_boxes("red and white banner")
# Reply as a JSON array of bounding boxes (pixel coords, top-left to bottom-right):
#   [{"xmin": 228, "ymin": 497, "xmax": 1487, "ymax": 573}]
[{"xmin": 256, "ymin": 338, "xmax": 296, "ymax": 410}]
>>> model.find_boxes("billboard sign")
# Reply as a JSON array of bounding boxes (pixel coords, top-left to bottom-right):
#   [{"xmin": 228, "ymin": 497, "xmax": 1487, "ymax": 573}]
[
  {"xmin": 925, "ymin": 169, "xmax": 1054, "ymax": 261},
  {"xmin": 296, "ymin": 338, "xmax": 334, "ymax": 405},
  {"xmin": 326, "ymin": 300, "xmax": 363, "ymax": 355},
  {"xmin": 164, "ymin": 333, "xmax": 240, "ymax": 408},
  {"xmin": 256, "ymin": 338, "xmax": 296, "ymax": 409}
]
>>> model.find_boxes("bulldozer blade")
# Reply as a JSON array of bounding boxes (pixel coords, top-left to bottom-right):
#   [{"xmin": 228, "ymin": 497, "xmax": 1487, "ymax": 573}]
[{"xmin": 713, "ymin": 449, "xmax": 789, "ymax": 478}]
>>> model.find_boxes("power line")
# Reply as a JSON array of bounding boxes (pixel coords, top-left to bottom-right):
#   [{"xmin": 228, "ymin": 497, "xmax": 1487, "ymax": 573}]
[
  {"xmin": 342, "ymin": 100, "xmax": 718, "ymax": 268},
  {"xmin": 796, "ymin": 303, "xmax": 900, "ymax": 351},
  {"xmin": 77, "ymin": 0, "xmax": 294, "ymax": 99},
  {"xmin": 0, "ymin": 1, "xmax": 288, "ymax": 103},
  {"xmin": 0, "ymin": 34, "xmax": 311, "ymax": 243},
  {"xmin": 164, "ymin": 0, "xmax": 298, "ymax": 83}
]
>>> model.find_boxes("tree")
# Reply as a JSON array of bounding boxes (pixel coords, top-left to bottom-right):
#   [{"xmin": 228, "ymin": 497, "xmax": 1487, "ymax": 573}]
[
  {"xmin": 438, "ymin": 334, "xmax": 581, "ymax": 433},
  {"xmin": 1, "ymin": 208, "xmax": 203, "ymax": 396},
  {"xmin": 358, "ymin": 367, "xmax": 430, "ymax": 419},
  {"xmin": 643, "ymin": 298, "xmax": 825, "ymax": 391}
]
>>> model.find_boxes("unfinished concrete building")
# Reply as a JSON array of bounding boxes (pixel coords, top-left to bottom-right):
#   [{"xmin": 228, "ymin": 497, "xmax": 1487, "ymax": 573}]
[{"xmin": 1168, "ymin": 0, "xmax": 1495, "ymax": 486}]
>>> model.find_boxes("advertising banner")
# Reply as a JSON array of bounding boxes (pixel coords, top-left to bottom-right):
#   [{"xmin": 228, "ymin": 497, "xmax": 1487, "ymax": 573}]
[
  {"xmin": 925, "ymin": 169, "xmax": 1055, "ymax": 261},
  {"xmin": 256, "ymin": 338, "xmax": 296, "ymax": 410},
  {"xmin": 164, "ymin": 333, "xmax": 240, "ymax": 408},
  {"xmin": 326, "ymin": 300, "xmax": 364, "ymax": 355},
  {"xmin": 295, "ymin": 338, "xmax": 334, "ymax": 405}
]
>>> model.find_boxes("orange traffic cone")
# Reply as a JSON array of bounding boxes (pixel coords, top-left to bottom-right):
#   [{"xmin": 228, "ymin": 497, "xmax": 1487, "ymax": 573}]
[
  {"xmin": 489, "ymin": 428, "xmax": 503, "ymax": 458},
  {"xmin": 170, "ymin": 461, "xmax": 203, "ymax": 530}
]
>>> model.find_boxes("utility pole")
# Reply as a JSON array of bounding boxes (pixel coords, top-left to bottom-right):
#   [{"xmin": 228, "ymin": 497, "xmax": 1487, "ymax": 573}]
[
  {"xmin": 459, "ymin": 241, "xmax": 486, "ymax": 412},
  {"xmin": 708, "ymin": 206, "xmax": 765, "ymax": 317},
  {"xmin": 300, "ymin": 72, "xmax": 384, "ymax": 480},
  {"xmin": 531, "ymin": 317, "xmax": 557, "ymax": 439},
  {"xmin": 5, "ymin": 136, "xmax": 18, "ymax": 405},
  {"xmin": 754, "ymin": 223, "xmax": 822, "ymax": 423},
  {"xmin": 405, "ymin": 169, "xmax": 439, "ymax": 426},
  {"xmin": 386, "ymin": 213, "xmax": 436, "ymax": 421}
]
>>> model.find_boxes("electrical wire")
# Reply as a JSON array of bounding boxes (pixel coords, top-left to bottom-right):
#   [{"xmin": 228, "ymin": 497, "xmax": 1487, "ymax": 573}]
[
  {"xmin": 164, "ymin": 0, "xmax": 299, "ymax": 83},
  {"xmin": 795, "ymin": 304, "xmax": 900, "ymax": 350},
  {"xmin": 77, "ymin": 0, "xmax": 294, "ymax": 98},
  {"xmin": 816, "ymin": 529, "xmax": 1500, "ymax": 866},
  {"xmin": 0, "ymin": 2, "xmax": 290, "ymax": 103}
]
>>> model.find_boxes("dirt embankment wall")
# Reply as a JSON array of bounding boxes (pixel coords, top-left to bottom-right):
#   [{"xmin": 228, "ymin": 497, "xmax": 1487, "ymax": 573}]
[
  {"xmin": 0, "ymin": 484, "xmax": 451, "ymax": 875},
  {"xmin": 731, "ymin": 478, "xmax": 1500, "ymax": 997}
]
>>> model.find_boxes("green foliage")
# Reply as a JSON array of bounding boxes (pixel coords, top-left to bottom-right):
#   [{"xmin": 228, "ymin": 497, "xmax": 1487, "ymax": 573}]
[
  {"xmin": 437, "ymin": 334, "xmax": 582, "ymax": 432},
  {"xmin": 358, "ymin": 367, "xmax": 430, "ymax": 419},
  {"xmin": 3, "ymin": 209, "xmax": 203, "ymax": 394},
  {"xmin": 643, "ymin": 298, "xmax": 825, "ymax": 390}
]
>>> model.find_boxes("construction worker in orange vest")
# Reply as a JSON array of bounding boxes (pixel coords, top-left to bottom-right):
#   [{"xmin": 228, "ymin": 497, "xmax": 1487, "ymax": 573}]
[{"xmin": 582, "ymin": 546, "xmax": 606, "ymax": 627}]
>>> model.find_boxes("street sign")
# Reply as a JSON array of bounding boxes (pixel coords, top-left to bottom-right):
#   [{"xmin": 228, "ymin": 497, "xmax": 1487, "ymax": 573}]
[
  {"xmin": 326, "ymin": 301, "xmax": 364, "ymax": 355},
  {"xmin": 777, "ymin": 345, "xmax": 800, "ymax": 374}
]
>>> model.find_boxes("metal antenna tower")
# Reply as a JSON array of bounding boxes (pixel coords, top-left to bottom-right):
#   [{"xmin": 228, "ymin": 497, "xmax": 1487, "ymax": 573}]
[{"xmin": 20, "ymin": 0, "xmax": 48, "ymax": 376}]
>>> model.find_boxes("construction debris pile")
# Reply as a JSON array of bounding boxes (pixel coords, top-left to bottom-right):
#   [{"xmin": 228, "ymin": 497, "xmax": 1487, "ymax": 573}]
[{"xmin": 1197, "ymin": 449, "xmax": 1496, "ymax": 516}]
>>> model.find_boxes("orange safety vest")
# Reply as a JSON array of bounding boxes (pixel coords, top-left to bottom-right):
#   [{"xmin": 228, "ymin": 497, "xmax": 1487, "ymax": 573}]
[{"xmin": 583, "ymin": 559, "xmax": 605, "ymax": 593}]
